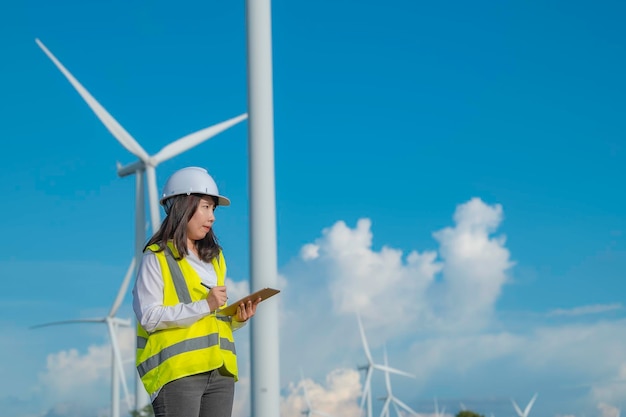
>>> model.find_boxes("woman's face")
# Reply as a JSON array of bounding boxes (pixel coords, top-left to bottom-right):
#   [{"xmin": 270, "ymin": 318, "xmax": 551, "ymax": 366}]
[{"xmin": 186, "ymin": 196, "xmax": 216, "ymax": 242}]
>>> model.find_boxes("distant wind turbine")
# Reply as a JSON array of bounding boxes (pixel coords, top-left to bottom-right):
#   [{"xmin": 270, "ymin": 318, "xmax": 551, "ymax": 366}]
[
  {"xmin": 35, "ymin": 37, "xmax": 248, "ymax": 410},
  {"xmin": 511, "ymin": 393, "xmax": 538, "ymax": 417},
  {"xmin": 31, "ymin": 258, "xmax": 136, "ymax": 417},
  {"xmin": 434, "ymin": 397, "xmax": 446, "ymax": 417},
  {"xmin": 378, "ymin": 346, "xmax": 419, "ymax": 417},
  {"xmin": 299, "ymin": 369, "xmax": 334, "ymax": 417},
  {"xmin": 356, "ymin": 313, "xmax": 416, "ymax": 417}
]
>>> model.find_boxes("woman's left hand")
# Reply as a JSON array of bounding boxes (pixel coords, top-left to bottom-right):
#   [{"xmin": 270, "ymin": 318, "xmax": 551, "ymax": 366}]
[{"xmin": 234, "ymin": 297, "xmax": 262, "ymax": 322}]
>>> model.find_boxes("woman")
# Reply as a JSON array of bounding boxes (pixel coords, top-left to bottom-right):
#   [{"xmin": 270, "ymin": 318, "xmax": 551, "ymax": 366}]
[{"xmin": 132, "ymin": 166, "xmax": 260, "ymax": 417}]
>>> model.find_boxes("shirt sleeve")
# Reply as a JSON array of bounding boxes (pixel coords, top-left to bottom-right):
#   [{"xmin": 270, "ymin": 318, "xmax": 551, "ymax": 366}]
[{"xmin": 132, "ymin": 252, "xmax": 211, "ymax": 334}]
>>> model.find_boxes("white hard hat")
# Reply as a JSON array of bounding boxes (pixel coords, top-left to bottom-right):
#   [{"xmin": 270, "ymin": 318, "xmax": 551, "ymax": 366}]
[{"xmin": 160, "ymin": 167, "xmax": 231, "ymax": 207}]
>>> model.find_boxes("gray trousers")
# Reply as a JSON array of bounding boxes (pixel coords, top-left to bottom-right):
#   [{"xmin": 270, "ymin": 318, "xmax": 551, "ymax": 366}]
[{"xmin": 151, "ymin": 367, "xmax": 235, "ymax": 417}]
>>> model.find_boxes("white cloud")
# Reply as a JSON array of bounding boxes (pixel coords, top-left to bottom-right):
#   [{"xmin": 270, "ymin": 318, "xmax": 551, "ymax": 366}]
[
  {"xmin": 295, "ymin": 197, "xmax": 512, "ymax": 335},
  {"xmin": 300, "ymin": 243, "xmax": 320, "ymax": 260},
  {"xmin": 597, "ymin": 402, "xmax": 621, "ymax": 417},
  {"xmin": 281, "ymin": 369, "xmax": 362, "ymax": 417},
  {"xmin": 433, "ymin": 197, "xmax": 513, "ymax": 331},
  {"xmin": 35, "ymin": 326, "xmax": 136, "ymax": 416},
  {"xmin": 548, "ymin": 304, "xmax": 623, "ymax": 317}
]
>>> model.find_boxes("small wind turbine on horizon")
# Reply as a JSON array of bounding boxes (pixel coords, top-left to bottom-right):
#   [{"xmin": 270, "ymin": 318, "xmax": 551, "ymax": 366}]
[
  {"xmin": 35, "ymin": 37, "xmax": 248, "ymax": 410},
  {"xmin": 434, "ymin": 397, "xmax": 446, "ymax": 417},
  {"xmin": 378, "ymin": 346, "xmax": 419, "ymax": 417},
  {"xmin": 299, "ymin": 369, "xmax": 334, "ymax": 417},
  {"xmin": 511, "ymin": 393, "xmax": 538, "ymax": 417},
  {"xmin": 30, "ymin": 259, "xmax": 136, "ymax": 417},
  {"xmin": 356, "ymin": 313, "xmax": 416, "ymax": 417}
]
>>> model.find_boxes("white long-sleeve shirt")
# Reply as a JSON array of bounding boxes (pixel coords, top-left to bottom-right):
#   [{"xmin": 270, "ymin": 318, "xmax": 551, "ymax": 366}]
[{"xmin": 132, "ymin": 250, "xmax": 244, "ymax": 333}]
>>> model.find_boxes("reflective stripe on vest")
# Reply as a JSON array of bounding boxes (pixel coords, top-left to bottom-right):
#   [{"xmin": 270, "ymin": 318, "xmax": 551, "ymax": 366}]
[
  {"xmin": 136, "ymin": 315, "xmax": 231, "ymax": 351},
  {"xmin": 137, "ymin": 334, "xmax": 236, "ymax": 378},
  {"xmin": 163, "ymin": 246, "xmax": 192, "ymax": 304}
]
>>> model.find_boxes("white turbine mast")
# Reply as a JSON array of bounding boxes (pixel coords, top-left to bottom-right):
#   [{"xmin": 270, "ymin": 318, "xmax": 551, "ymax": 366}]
[
  {"xmin": 511, "ymin": 393, "xmax": 538, "ymax": 417},
  {"xmin": 357, "ymin": 313, "xmax": 415, "ymax": 417},
  {"xmin": 299, "ymin": 369, "xmax": 334, "ymax": 417},
  {"xmin": 35, "ymin": 37, "xmax": 248, "ymax": 410},
  {"xmin": 30, "ymin": 258, "xmax": 136, "ymax": 417},
  {"xmin": 378, "ymin": 346, "xmax": 418, "ymax": 417},
  {"xmin": 434, "ymin": 397, "xmax": 446, "ymax": 417}
]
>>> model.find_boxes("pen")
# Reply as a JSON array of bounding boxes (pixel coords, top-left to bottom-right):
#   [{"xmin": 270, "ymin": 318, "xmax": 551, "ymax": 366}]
[{"xmin": 201, "ymin": 282, "xmax": 228, "ymax": 300}]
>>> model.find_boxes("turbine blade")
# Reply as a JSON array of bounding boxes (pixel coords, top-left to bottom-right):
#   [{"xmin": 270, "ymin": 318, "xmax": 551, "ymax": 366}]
[
  {"xmin": 394, "ymin": 397, "xmax": 418, "ymax": 415},
  {"xmin": 372, "ymin": 364, "xmax": 416, "ymax": 379},
  {"xmin": 30, "ymin": 318, "xmax": 104, "ymax": 329},
  {"xmin": 109, "ymin": 258, "xmax": 136, "ymax": 317},
  {"xmin": 511, "ymin": 399, "xmax": 524, "ymax": 417},
  {"xmin": 381, "ymin": 399, "xmax": 391, "ymax": 417},
  {"xmin": 357, "ymin": 313, "xmax": 373, "ymax": 363},
  {"xmin": 382, "ymin": 348, "xmax": 392, "ymax": 393},
  {"xmin": 35, "ymin": 38, "xmax": 149, "ymax": 161},
  {"xmin": 524, "ymin": 393, "xmax": 538, "ymax": 417},
  {"xmin": 152, "ymin": 113, "xmax": 248, "ymax": 164}
]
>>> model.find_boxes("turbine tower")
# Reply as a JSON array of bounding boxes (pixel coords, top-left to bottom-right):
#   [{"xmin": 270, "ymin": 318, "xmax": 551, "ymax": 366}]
[
  {"xmin": 35, "ymin": 38, "xmax": 248, "ymax": 411},
  {"xmin": 245, "ymin": 0, "xmax": 281, "ymax": 416},
  {"xmin": 356, "ymin": 314, "xmax": 415, "ymax": 417},
  {"xmin": 378, "ymin": 347, "xmax": 419, "ymax": 417},
  {"xmin": 511, "ymin": 393, "xmax": 538, "ymax": 417},
  {"xmin": 31, "ymin": 259, "xmax": 136, "ymax": 417}
]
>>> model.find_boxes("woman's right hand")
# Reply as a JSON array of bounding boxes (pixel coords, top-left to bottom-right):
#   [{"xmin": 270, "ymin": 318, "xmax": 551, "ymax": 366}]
[{"xmin": 206, "ymin": 285, "xmax": 228, "ymax": 312}]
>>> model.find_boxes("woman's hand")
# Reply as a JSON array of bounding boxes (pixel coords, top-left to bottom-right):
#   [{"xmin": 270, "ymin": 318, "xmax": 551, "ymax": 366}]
[
  {"xmin": 233, "ymin": 297, "xmax": 262, "ymax": 323},
  {"xmin": 206, "ymin": 285, "xmax": 228, "ymax": 312}
]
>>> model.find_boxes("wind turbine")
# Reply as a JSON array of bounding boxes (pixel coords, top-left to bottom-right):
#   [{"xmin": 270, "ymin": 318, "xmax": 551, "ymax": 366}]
[
  {"xmin": 378, "ymin": 346, "xmax": 419, "ymax": 417},
  {"xmin": 31, "ymin": 258, "xmax": 136, "ymax": 417},
  {"xmin": 434, "ymin": 397, "xmax": 446, "ymax": 417},
  {"xmin": 511, "ymin": 393, "xmax": 538, "ymax": 417},
  {"xmin": 357, "ymin": 314, "xmax": 415, "ymax": 417},
  {"xmin": 299, "ymin": 369, "xmax": 334, "ymax": 417},
  {"xmin": 35, "ymin": 38, "xmax": 248, "ymax": 410},
  {"xmin": 34, "ymin": 37, "xmax": 247, "ymax": 235}
]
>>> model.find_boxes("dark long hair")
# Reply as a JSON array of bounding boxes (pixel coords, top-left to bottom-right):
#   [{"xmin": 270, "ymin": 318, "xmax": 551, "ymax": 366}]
[{"xmin": 144, "ymin": 194, "xmax": 222, "ymax": 262}]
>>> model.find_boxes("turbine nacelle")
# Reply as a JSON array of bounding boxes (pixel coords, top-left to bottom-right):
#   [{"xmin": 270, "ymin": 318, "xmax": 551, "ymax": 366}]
[{"xmin": 117, "ymin": 160, "xmax": 152, "ymax": 178}]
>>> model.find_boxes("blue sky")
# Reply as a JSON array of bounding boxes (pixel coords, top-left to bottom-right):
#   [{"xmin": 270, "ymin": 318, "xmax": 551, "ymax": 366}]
[{"xmin": 1, "ymin": 1, "xmax": 625, "ymax": 417}]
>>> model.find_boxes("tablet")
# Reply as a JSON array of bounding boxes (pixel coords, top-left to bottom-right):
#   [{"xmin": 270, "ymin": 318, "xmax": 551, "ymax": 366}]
[{"xmin": 216, "ymin": 287, "xmax": 281, "ymax": 317}]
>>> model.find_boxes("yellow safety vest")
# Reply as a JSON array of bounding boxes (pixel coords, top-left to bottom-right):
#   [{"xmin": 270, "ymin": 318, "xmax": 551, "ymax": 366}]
[{"xmin": 136, "ymin": 242, "xmax": 238, "ymax": 396}]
